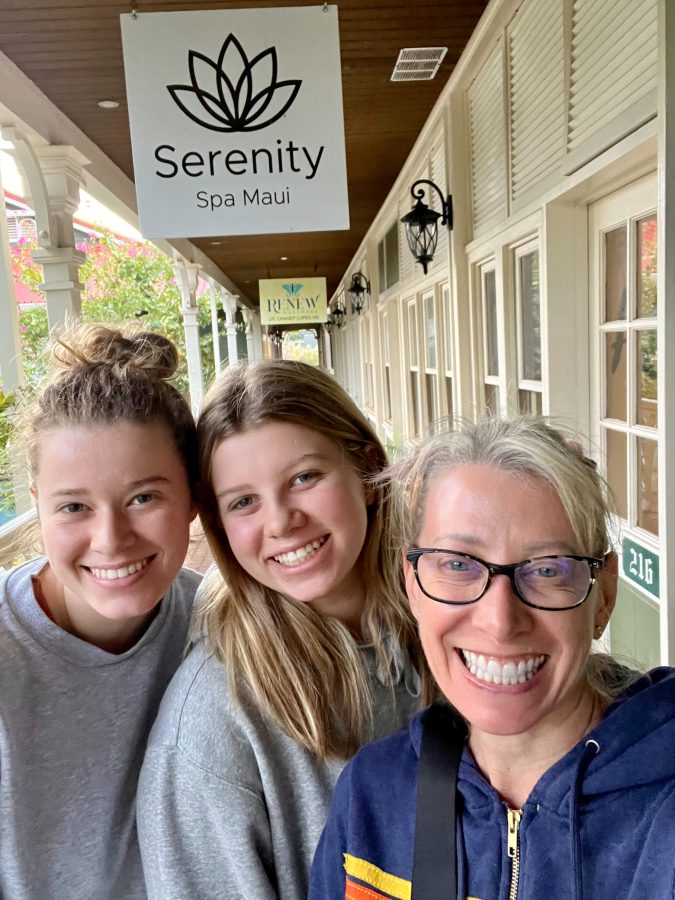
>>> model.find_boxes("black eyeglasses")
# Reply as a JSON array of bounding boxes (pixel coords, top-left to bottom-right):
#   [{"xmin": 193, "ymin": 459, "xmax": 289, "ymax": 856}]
[{"xmin": 406, "ymin": 549, "xmax": 604, "ymax": 611}]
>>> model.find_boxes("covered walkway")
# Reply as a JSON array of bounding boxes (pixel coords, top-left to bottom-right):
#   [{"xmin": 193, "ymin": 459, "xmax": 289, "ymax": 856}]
[{"xmin": 1, "ymin": 0, "xmax": 674, "ymax": 669}]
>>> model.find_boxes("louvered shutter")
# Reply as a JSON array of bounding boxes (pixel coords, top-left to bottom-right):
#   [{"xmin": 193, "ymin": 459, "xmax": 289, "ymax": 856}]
[
  {"xmin": 509, "ymin": 0, "xmax": 565, "ymax": 203},
  {"xmin": 429, "ymin": 138, "xmax": 448, "ymax": 269},
  {"xmin": 469, "ymin": 40, "xmax": 508, "ymax": 236},
  {"xmin": 568, "ymin": 0, "xmax": 657, "ymax": 152}
]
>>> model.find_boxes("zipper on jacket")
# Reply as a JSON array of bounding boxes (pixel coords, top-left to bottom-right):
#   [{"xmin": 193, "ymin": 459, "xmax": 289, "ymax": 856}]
[{"xmin": 507, "ymin": 808, "xmax": 522, "ymax": 900}]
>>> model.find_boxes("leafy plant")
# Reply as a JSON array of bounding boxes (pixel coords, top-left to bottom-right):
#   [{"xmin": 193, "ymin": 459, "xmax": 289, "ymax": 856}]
[{"xmin": 12, "ymin": 230, "xmax": 215, "ymax": 396}]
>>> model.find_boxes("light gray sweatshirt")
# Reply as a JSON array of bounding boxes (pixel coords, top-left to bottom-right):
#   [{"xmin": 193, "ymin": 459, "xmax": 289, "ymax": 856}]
[
  {"xmin": 0, "ymin": 557, "xmax": 201, "ymax": 900},
  {"xmin": 137, "ymin": 639, "xmax": 420, "ymax": 900}
]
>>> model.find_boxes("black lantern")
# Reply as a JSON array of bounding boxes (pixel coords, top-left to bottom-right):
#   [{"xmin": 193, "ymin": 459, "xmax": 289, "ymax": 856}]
[
  {"xmin": 268, "ymin": 326, "xmax": 284, "ymax": 346},
  {"xmin": 400, "ymin": 179, "xmax": 453, "ymax": 274},
  {"xmin": 330, "ymin": 301, "xmax": 346, "ymax": 330},
  {"xmin": 324, "ymin": 316, "xmax": 335, "ymax": 335},
  {"xmin": 348, "ymin": 272, "xmax": 370, "ymax": 315}
]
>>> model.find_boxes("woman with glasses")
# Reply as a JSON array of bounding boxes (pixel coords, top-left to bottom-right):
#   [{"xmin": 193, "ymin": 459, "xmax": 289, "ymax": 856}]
[{"xmin": 310, "ymin": 417, "xmax": 675, "ymax": 900}]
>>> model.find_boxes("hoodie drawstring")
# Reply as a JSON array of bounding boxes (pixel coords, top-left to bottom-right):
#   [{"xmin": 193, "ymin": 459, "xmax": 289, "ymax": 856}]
[{"xmin": 570, "ymin": 738, "xmax": 600, "ymax": 899}]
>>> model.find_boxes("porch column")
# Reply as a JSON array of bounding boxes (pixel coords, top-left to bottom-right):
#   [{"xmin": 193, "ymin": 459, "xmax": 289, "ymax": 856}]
[
  {"xmin": 241, "ymin": 308, "xmax": 257, "ymax": 362},
  {"xmin": 174, "ymin": 260, "xmax": 203, "ymax": 416},
  {"xmin": 208, "ymin": 279, "xmax": 222, "ymax": 374},
  {"xmin": 221, "ymin": 290, "xmax": 240, "ymax": 367},
  {"xmin": 0, "ymin": 163, "xmax": 24, "ymax": 393},
  {"xmin": 3, "ymin": 134, "xmax": 88, "ymax": 328}
]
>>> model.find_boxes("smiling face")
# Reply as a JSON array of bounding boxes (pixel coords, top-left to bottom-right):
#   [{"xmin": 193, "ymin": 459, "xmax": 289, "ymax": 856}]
[
  {"xmin": 33, "ymin": 421, "xmax": 195, "ymax": 643},
  {"xmin": 405, "ymin": 463, "xmax": 616, "ymax": 741},
  {"xmin": 211, "ymin": 420, "xmax": 370, "ymax": 626}
]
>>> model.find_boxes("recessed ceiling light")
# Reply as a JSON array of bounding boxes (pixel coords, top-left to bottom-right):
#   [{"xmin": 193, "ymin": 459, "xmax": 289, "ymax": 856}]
[
  {"xmin": 97, "ymin": 99, "xmax": 120, "ymax": 109},
  {"xmin": 280, "ymin": 256, "xmax": 288, "ymax": 261},
  {"xmin": 210, "ymin": 240, "xmax": 222, "ymax": 245},
  {"xmin": 244, "ymin": 280, "xmax": 251, "ymax": 283}
]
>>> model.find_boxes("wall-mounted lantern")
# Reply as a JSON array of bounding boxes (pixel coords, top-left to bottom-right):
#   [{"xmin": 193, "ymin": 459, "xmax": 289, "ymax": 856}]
[
  {"xmin": 400, "ymin": 179, "xmax": 453, "ymax": 274},
  {"xmin": 348, "ymin": 272, "xmax": 370, "ymax": 315}
]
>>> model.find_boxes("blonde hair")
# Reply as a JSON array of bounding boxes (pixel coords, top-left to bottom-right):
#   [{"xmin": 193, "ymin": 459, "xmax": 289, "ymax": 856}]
[
  {"xmin": 195, "ymin": 360, "xmax": 433, "ymax": 760},
  {"xmin": 18, "ymin": 322, "xmax": 197, "ymax": 487},
  {"xmin": 385, "ymin": 416, "xmax": 636, "ymax": 700}
]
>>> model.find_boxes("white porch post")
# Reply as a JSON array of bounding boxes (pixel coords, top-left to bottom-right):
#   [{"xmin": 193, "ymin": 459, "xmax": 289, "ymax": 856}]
[
  {"xmin": 208, "ymin": 279, "xmax": 222, "ymax": 374},
  {"xmin": 3, "ymin": 134, "xmax": 88, "ymax": 328},
  {"xmin": 241, "ymin": 308, "xmax": 255, "ymax": 361},
  {"xmin": 0, "ymin": 164, "xmax": 24, "ymax": 393},
  {"xmin": 251, "ymin": 310, "xmax": 263, "ymax": 361},
  {"xmin": 174, "ymin": 260, "xmax": 203, "ymax": 417},
  {"xmin": 221, "ymin": 290, "xmax": 240, "ymax": 366}
]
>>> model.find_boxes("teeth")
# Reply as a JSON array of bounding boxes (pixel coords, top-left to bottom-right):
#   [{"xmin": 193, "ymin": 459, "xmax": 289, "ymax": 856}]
[
  {"xmin": 91, "ymin": 559, "xmax": 148, "ymax": 580},
  {"xmin": 461, "ymin": 649, "xmax": 545, "ymax": 685},
  {"xmin": 273, "ymin": 538, "xmax": 325, "ymax": 567}
]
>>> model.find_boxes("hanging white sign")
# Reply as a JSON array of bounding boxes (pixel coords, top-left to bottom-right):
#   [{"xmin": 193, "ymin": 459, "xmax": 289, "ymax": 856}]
[{"xmin": 120, "ymin": 6, "xmax": 349, "ymax": 238}]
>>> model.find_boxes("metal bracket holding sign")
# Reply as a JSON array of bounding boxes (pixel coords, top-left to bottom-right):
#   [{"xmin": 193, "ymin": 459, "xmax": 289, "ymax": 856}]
[{"xmin": 622, "ymin": 536, "xmax": 660, "ymax": 600}]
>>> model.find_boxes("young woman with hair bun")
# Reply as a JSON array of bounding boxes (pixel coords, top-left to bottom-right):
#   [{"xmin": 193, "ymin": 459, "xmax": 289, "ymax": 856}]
[
  {"xmin": 137, "ymin": 360, "xmax": 435, "ymax": 900},
  {"xmin": 0, "ymin": 323, "xmax": 201, "ymax": 899}
]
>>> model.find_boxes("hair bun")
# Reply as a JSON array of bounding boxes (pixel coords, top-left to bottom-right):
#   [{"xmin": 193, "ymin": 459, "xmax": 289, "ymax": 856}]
[{"xmin": 53, "ymin": 323, "xmax": 179, "ymax": 380}]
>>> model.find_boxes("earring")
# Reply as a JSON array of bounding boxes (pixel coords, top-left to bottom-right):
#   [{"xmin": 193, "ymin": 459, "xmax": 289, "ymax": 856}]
[{"xmin": 594, "ymin": 624, "xmax": 604, "ymax": 639}]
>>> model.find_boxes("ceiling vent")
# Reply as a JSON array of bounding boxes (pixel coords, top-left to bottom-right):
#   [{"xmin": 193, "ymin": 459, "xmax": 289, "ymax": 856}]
[{"xmin": 391, "ymin": 47, "xmax": 448, "ymax": 81}]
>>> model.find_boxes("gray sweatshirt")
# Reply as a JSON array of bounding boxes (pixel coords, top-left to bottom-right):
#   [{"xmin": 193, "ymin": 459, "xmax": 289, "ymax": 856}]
[
  {"xmin": 137, "ymin": 638, "xmax": 420, "ymax": 900},
  {"xmin": 0, "ymin": 557, "xmax": 201, "ymax": 900}
]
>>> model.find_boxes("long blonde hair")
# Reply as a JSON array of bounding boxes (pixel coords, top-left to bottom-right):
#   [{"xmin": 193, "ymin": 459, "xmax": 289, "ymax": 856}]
[{"xmin": 195, "ymin": 361, "xmax": 433, "ymax": 759}]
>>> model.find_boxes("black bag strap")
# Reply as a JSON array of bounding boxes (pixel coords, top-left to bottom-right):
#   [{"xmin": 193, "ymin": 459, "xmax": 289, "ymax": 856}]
[{"xmin": 411, "ymin": 702, "xmax": 465, "ymax": 900}]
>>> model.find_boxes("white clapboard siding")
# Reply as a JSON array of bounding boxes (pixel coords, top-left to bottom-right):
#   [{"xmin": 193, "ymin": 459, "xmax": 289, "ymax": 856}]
[
  {"xmin": 429, "ymin": 138, "xmax": 449, "ymax": 269},
  {"xmin": 469, "ymin": 40, "xmax": 508, "ymax": 235},
  {"xmin": 509, "ymin": 0, "xmax": 565, "ymax": 202},
  {"xmin": 568, "ymin": 0, "xmax": 657, "ymax": 152}
]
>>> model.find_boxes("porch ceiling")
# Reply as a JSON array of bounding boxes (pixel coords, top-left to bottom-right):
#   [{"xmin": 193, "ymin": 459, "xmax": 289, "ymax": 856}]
[{"xmin": 0, "ymin": 0, "xmax": 488, "ymax": 307}]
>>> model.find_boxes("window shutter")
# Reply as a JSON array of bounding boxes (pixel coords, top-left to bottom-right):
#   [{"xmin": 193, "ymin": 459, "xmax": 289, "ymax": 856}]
[
  {"xmin": 429, "ymin": 138, "xmax": 449, "ymax": 268},
  {"xmin": 509, "ymin": 0, "xmax": 565, "ymax": 202},
  {"xmin": 469, "ymin": 40, "xmax": 508, "ymax": 236},
  {"xmin": 398, "ymin": 194, "xmax": 415, "ymax": 284},
  {"xmin": 568, "ymin": 0, "xmax": 657, "ymax": 152}
]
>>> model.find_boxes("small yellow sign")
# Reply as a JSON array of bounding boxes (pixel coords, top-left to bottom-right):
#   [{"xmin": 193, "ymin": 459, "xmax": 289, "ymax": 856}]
[{"xmin": 259, "ymin": 277, "xmax": 327, "ymax": 325}]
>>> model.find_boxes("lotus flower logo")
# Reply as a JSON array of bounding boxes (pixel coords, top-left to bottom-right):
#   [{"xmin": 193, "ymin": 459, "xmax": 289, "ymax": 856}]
[
  {"xmin": 167, "ymin": 34, "xmax": 302, "ymax": 133},
  {"xmin": 282, "ymin": 282, "xmax": 303, "ymax": 296}
]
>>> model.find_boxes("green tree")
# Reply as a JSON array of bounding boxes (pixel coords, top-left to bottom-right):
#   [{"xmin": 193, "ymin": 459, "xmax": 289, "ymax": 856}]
[{"xmin": 12, "ymin": 231, "xmax": 215, "ymax": 396}]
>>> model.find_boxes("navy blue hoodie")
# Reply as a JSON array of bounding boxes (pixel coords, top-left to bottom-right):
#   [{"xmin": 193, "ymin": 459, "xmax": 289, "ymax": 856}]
[{"xmin": 310, "ymin": 668, "xmax": 675, "ymax": 900}]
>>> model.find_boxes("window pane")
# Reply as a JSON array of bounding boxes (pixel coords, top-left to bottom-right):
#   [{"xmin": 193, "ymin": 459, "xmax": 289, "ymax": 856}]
[
  {"xmin": 426, "ymin": 373, "xmax": 438, "ymax": 423},
  {"xmin": 519, "ymin": 251, "xmax": 541, "ymax": 381},
  {"xmin": 518, "ymin": 390, "xmax": 542, "ymax": 415},
  {"xmin": 408, "ymin": 304, "xmax": 418, "ymax": 366},
  {"xmin": 445, "ymin": 376, "xmax": 453, "ymax": 419},
  {"xmin": 424, "ymin": 294, "xmax": 436, "ymax": 369},
  {"xmin": 637, "ymin": 436, "xmax": 659, "ymax": 536},
  {"xmin": 483, "ymin": 270, "xmax": 498, "ymax": 377},
  {"xmin": 604, "ymin": 226, "xmax": 627, "ymax": 322},
  {"xmin": 636, "ymin": 330, "xmax": 657, "ymax": 428},
  {"xmin": 605, "ymin": 428, "xmax": 627, "ymax": 520},
  {"xmin": 385, "ymin": 224, "xmax": 399, "ymax": 289},
  {"xmin": 605, "ymin": 331, "xmax": 627, "ymax": 421},
  {"xmin": 442, "ymin": 284, "xmax": 452, "ymax": 373},
  {"xmin": 485, "ymin": 383, "xmax": 499, "ymax": 416},
  {"xmin": 636, "ymin": 215, "xmax": 657, "ymax": 318},
  {"xmin": 410, "ymin": 371, "xmax": 420, "ymax": 435}
]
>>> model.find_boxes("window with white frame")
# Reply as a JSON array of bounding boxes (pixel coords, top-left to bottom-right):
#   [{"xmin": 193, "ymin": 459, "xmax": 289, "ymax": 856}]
[
  {"xmin": 423, "ymin": 290, "xmax": 439, "ymax": 425},
  {"xmin": 406, "ymin": 298, "xmax": 421, "ymax": 437},
  {"xmin": 515, "ymin": 243, "xmax": 543, "ymax": 414},
  {"xmin": 362, "ymin": 315, "xmax": 374, "ymax": 410},
  {"xmin": 378, "ymin": 222, "xmax": 400, "ymax": 293},
  {"xmin": 381, "ymin": 309, "xmax": 392, "ymax": 423},
  {"xmin": 441, "ymin": 282, "xmax": 453, "ymax": 418},
  {"xmin": 479, "ymin": 265, "xmax": 500, "ymax": 415},
  {"xmin": 600, "ymin": 213, "xmax": 658, "ymax": 537}
]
